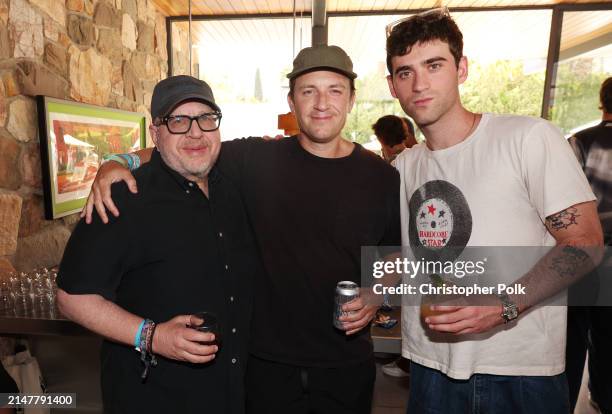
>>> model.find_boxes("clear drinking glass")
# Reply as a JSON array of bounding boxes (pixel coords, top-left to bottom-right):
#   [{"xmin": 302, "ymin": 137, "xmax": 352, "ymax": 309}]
[{"xmin": 0, "ymin": 280, "xmax": 12, "ymax": 311}]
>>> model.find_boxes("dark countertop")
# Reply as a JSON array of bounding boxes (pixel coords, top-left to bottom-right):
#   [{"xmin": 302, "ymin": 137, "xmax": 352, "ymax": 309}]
[
  {"xmin": 0, "ymin": 306, "xmax": 92, "ymax": 337},
  {"xmin": 0, "ymin": 304, "xmax": 401, "ymax": 350}
]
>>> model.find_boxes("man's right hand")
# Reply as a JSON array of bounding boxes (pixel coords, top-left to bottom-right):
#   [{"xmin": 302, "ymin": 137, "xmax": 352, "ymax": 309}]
[
  {"xmin": 81, "ymin": 161, "xmax": 138, "ymax": 224},
  {"xmin": 152, "ymin": 315, "xmax": 218, "ymax": 364}
]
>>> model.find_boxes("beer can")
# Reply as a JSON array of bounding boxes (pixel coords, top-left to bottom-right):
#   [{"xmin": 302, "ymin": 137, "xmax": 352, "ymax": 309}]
[{"xmin": 333, "ymin": 281, "xmax": 360, "ymax": 329}]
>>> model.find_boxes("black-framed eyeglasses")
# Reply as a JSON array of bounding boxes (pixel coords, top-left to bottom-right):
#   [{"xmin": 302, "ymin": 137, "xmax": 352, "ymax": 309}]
[
  {"xmin": 160, "ymin": 112, "xmax": 222, "ymax": 134},
  {"xmin": 385, "ymin": 7, "xmax": 450, "ymax": 38}
]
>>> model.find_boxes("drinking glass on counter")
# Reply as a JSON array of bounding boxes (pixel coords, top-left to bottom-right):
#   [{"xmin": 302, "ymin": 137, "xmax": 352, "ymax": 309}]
[
  {"xmin": 0, "ymin": 279, "xmax": 12, "ymax": 310},
  {"xmin": 2, "ymin": 267, "xmax": 59, "ymax": 317}
]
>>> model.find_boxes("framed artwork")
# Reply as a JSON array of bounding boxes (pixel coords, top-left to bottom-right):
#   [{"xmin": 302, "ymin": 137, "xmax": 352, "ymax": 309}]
[{"xmin": 37, "ymin": 96, "xmax": 147, "ymax": 219}]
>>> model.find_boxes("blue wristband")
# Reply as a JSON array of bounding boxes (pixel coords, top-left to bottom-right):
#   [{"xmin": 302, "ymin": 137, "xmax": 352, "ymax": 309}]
[
  {"xmin": 117, "ymin": 154, "xmax": 134, "ymax": 170},
  {"xmin": 102, "ymin": 154, "xmax": 129, "ymax": 168},
  {"xmin": 134, "ymin": 319, "xmax": 145, "ymax": 348},
  {"xmin": 129, "ymin": 153, "xmax": 141, "ymax": 170}
]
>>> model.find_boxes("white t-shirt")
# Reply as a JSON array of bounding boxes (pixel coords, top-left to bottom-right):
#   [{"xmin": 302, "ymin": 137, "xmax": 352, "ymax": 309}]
[{"xmin": 395, "ymin": 113, "xmax": 595, "ymax": 379}]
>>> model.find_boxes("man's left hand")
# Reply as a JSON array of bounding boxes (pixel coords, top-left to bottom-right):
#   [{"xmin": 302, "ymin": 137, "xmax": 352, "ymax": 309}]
[
  {"xmin": 424, "ymin": 305, "xmax": 504, "ymax": 335},
  {"xmin": 339, "ymin": 296, "xmax": 379, "ymax": 335}
]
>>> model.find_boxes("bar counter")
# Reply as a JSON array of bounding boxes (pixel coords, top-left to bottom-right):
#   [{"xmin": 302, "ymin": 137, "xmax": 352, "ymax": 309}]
[
  {"xmin": 0, "ymin": 306, "xmax": 401, "ymax": 351},
  {"xmin": 0, "ymin": 307, "xmax": 91, "ymax": 337}
]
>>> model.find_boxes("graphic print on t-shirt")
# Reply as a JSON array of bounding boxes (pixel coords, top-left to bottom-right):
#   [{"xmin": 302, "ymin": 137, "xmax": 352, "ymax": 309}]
[
  {"xmin": 415, "ymin": 198, "xmax": 453, "ymax": 248},
  {"xmin": 408, "ymin": 180, "xmax": 473, "ymax": 262}
]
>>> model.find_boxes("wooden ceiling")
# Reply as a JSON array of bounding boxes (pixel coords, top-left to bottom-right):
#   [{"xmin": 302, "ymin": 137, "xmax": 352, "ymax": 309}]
[
  {"xmin": 151, "ymin": 0, "xmax": 610, "ymax": 16},
  {"xmin": 169, "ymin": 8, "xmax": 611, "ymax": 63}
]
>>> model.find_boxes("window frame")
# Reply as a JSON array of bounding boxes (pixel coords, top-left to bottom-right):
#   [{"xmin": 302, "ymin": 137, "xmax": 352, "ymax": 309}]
[{"xmin": 165, "ymin": 2, "xmax": 612, "ymax": 122}]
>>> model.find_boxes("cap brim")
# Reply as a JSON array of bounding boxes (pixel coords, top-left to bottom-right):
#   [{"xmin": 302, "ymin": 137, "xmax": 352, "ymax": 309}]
[
  {"xmin": 287, "ymin": 66, "xmax": 357, "ymax": 80},
  {"xmin": 158, "ymin": 93, "xmax": 221, "ymax": 118}
]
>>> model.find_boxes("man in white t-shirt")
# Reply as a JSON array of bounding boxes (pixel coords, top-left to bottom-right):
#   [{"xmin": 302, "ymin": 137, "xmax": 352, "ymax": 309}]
[{"xmin": 385, "ymin": 8, "xmax": 604, "ymax": 413}]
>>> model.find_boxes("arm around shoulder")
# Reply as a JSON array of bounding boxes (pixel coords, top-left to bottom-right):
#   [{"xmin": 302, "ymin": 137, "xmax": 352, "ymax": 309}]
[{"xmin": 83, "ymin": 150, "xmax": 151, "ymax": 224}]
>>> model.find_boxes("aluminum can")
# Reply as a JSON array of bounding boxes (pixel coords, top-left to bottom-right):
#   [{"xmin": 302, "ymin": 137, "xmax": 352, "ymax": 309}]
[{"xmin": 333, "ymin": 281, "xmax": 360, "ymax": 329}]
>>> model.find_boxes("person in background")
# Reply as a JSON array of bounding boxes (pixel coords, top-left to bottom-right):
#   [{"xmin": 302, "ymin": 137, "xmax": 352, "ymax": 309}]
[
  {"xmin": 80, "ymin": 45, "xmax": 400, "ymax": 414},
  {"xmin": 371, "ymin": 114, "xmax": 417, "ymax": 379},
  {"xmin": 372, "ymin": 115, "xmax": 418, "ymax": 162},
  {"xmin": 566, "ymin": 76, "xmax": 612, "ymax": 414},
  {"xmin": 56, "ymin": 76, "xmax": 260, "ymax": 413},
  {"xmin": 386, "ymin": 8, "xmax": 603, "ymax": 413}
]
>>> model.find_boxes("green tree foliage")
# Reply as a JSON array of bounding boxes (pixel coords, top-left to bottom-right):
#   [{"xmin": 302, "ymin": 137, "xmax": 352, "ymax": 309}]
[
  {"xmin": 550, "ymin": 59, "xmax": 607, "ymax": 133},
  {"xmin": 461, "ymin": 60, "xmax": 544, "ymax": 117},
  {"xmin": 343, "ymin": 66, "xmax": 404, "ymax": 144},
  {"xmin": 343, "ymin": 59, "xmax": 549, "ymax": 144},
  {"xmin": 345, "ymin": 100, "xmax": 405, "ymax": 144}
]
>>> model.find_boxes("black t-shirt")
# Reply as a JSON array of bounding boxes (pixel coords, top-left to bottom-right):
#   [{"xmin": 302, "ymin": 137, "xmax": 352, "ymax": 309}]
[
  {"xmin": 58, "ymin": 150, "xmax": 259, "ymax": 414},
  {"xmin": 217, "ymin": 136, "xmax": 400, "ymax": 367}
]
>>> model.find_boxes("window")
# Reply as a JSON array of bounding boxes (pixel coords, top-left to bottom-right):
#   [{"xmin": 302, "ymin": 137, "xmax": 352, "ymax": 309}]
[
  {"xmin": 168, "ymin": 7, "xmax": 611, "ymax": 144},
  {"xmin": 549, "ymin": 10, "xmax": 612, "ymax": 135},
  {"xmin": 329, "ymin": 10, "xmax": 552, "ymax": 145},
  {"xmin": 171, "ymin": 17, "xmax": 311, "ymax": 140}
]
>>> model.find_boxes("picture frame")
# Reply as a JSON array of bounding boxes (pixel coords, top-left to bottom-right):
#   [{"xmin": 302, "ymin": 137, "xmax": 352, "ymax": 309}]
[{"xmin": 37, "ymin": 96, "xmax": 147, "ymax": 219}]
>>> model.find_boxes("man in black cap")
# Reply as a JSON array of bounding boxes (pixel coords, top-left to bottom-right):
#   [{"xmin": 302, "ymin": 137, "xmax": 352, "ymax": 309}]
[
  {"xmin": 82, "ymin": 45, "xmax": 400, "ymax": 414},
  {"xmin": 57, "ymin": 75, "xmax": 260, "ymax": 413}
]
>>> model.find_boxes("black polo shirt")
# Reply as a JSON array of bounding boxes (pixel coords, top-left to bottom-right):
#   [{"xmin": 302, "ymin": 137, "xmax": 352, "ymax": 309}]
[{"xmin": 58, "ymin": 149, "xmax": 259, "ymax": 414}]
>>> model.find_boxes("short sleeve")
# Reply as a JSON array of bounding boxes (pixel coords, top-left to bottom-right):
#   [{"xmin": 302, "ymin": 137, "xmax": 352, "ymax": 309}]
[
  {"xmin": 521, "ymin": 120, "xmax": 595, "ymax": 220},
  {"xmin": 57, "ymin": 183, "xmax": 136, "ymax": 301}
]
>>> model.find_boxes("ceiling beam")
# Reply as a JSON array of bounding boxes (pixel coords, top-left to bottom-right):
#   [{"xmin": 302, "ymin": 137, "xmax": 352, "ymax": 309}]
[
  {"xmin": 312, "ymin": 0, "xmax": 328, "ymax": 46},
  {"xmin": 559, "ymin": 30, "xmax": 612, "ymax": 61}
]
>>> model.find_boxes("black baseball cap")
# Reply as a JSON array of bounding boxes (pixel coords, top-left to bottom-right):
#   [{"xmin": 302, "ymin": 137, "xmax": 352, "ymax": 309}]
[
  {"xmin": 286, "ymin": 45, "xmax": 357, "ymax": 80},
  {"xmin": 151, "ymin": 75, "xmax": 220, "ymax": 118}
]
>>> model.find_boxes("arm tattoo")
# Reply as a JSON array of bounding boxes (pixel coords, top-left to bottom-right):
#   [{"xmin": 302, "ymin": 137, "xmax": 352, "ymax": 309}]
[
  {"xmin": 547, "ymin": 207, "xmax": 580, "ymax": 231},
  {"xmin": 550, "ymin": 246, "xmax": 590, "ymax": 278}
]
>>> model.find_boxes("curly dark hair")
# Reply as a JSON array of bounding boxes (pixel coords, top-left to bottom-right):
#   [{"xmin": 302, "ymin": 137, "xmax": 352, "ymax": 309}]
[
  {"xmin": 386, "ymin": 11, "xmax": 463, "ymax": 75},
  {"xmin": 372, "ymin": 115, "xmax": 414, "ymax": 147},
  {"xmin": 601, "ymin": 77, "xmax": 612, "ymax": 114}
]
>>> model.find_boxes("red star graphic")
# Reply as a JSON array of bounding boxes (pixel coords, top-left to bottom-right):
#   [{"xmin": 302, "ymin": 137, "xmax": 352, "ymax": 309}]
[{"xmin": 427, "ymin": 204, "xmax": 436, "ymax": 215}]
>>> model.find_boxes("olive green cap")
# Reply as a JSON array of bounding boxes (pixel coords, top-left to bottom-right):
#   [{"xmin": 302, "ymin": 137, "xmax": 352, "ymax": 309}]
[{"xmin": 286, "ymin": 45, "xmax": 357, "ymax": 80}]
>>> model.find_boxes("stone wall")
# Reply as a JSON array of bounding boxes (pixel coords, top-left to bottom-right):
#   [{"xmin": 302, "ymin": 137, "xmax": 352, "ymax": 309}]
[
  {"xmin": 0, "ymin": 0, "xmax": 168, "ymax": 274},
  {"xmin": 171, "ymin": 21, "xmax": 197, "ymax": 77}
]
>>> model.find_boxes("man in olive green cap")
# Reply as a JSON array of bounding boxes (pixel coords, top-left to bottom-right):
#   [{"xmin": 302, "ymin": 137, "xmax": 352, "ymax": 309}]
[{"xmin": 82, "ymin": 45, "xmax": 400, "ymax": 414}]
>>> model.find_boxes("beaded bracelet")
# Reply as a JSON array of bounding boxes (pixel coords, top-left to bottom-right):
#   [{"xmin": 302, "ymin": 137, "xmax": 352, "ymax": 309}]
[
  {"xmin": 136, "ymin": 319, "xmax": 157, "ymax": 381},
  {"xmin": 127, "ymin": 153, "xmax": 141, "ymax": 170}
]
